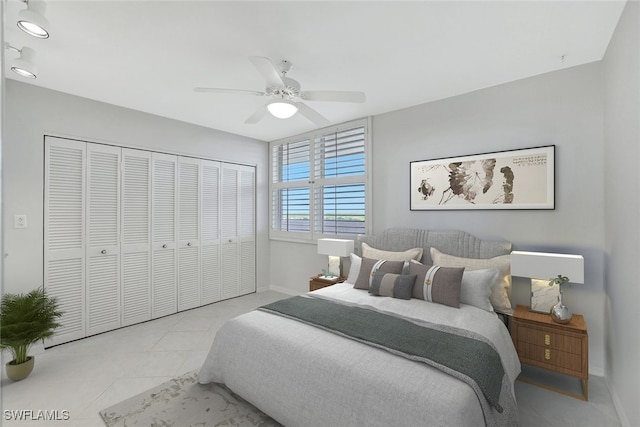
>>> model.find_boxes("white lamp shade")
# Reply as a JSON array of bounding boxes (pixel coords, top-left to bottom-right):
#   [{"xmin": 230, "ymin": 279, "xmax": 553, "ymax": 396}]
[
  {"xmin": 267, "ymin": 99, "xmax": 298, "ymax": 119},
  {"xmin": 317, "ymin": 238, "xmax": 354, "ymax": 257},
  {"xmin": 511, "ymin": 251, "xmax": 584, "ymax": 284}
]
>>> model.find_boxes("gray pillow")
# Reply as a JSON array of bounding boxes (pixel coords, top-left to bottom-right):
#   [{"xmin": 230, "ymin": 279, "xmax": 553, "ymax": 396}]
[
  {"xmin": 408, "ymin": 261, "xmax": 464, "ymax": 308},
  {"xmin": 353, "ymin": 257, "xmax": 405, "ymax": 290},
  {"xmin": 369, "ymin": 271, "xmax": 416, "ymax": 300}
]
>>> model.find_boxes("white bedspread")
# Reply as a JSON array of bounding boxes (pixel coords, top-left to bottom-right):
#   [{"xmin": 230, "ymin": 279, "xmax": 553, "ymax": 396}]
[{"xmin": 198, "ymin": 283, "xmax": 521, "ymax": 426}]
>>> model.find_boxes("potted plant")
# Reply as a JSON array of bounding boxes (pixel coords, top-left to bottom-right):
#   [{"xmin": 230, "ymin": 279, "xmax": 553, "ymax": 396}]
[
  {"xmin": 0, "ymin": 287, "xmax": 63, "ymax": 380},
  {"xmin": 548, "ymin": 275, "xmax": 572, "ymax": 324}
]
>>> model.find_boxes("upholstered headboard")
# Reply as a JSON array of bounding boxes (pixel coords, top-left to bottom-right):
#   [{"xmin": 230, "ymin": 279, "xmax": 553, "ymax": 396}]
[{"xmin": 355, "ymin": 228, "xmax": 511, "ymax": 264}]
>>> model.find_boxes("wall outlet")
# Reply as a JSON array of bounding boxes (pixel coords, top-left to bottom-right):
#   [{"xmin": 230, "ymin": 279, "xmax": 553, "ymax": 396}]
[{"xmin": 14, "ymin": 214, "xmax": 27, "ymax": 229}]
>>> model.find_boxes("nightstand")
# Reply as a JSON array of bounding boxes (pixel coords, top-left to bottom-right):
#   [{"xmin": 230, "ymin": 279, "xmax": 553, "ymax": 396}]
[
  {"xmin": 511, "ymin": 304, "xmax": 589, "ymax": 400},
  {"xmin": 309, "ymin": 275, "xmax": 345, "ymax": 291}
]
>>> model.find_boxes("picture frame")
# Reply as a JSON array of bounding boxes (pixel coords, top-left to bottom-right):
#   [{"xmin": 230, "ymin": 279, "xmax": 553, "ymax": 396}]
[{"xmin": 410, "ymin": 145, "xmax": 555, "ymax": 210}]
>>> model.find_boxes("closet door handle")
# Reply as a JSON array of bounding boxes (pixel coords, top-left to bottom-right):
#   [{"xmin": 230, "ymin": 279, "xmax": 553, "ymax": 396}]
[
  {"xmin": 162, "ymin": 244, "xmax": 167, "ymax": 249},
  {"xmin": 100, "ymin": 249, "xmax": 107, "ymax": 255},
  {"xmin": 187, "ymin": 242, "xmax": 192, "ymax": 247}
]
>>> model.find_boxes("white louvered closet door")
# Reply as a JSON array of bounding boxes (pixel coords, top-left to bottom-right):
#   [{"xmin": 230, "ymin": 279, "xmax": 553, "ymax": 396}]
[
  {"xmin": 220, "ymin": 165, "xmax": 239, "ymax": 300},
  {"xmin": 151, "ymin": 153, "xmax": 178, "ymax": 318},
  {"xmin": 86, "ymin": 143, "xmax": 122, "ymax": 336},
  {"xmin": 201, "ymin": 160, "xmax": 221, "ymax": 305},
  {"xmin": 121, "ymin": 149, "xmax": 152, "ymax": 326},
  {"xmin": 238, "ymin": 165, "xmax": 256, "ymax": 295},
  {"xmin": 44, "ymin": 137, "xmax": 86, "ymax": 346},
  {"xmin": 177, "ymin": 157, "xmax": 201, "ymax": 311}
]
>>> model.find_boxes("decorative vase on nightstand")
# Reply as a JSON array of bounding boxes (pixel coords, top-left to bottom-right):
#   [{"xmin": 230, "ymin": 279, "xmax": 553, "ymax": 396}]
[{"xmin": 550, "ymin": 291, "xmax": 572, "ymax": 324}]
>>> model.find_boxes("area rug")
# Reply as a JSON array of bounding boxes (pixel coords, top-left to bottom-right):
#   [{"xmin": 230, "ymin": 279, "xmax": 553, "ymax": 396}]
[{"xmin": 100, "ymin": 371, "xmax": 281, "ymax": 426}]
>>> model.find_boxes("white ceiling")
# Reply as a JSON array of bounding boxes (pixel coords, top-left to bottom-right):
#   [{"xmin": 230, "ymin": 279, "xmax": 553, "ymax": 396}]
[{"xmin": 4, "ymin": 0, "xmax": 627, "ymax": 141}]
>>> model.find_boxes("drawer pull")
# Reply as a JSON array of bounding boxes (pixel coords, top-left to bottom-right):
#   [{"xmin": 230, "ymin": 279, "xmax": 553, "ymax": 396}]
[
  {"xmin": 544, "ymin": 334, "xmax": 551, "ymax": 346},
  {"xmin": 544, "ymin": 349, "xmax": 551, "ymax": 360}
]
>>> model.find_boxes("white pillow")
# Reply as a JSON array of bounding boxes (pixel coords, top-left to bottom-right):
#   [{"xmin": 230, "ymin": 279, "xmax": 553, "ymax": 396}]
[
  {"xmin": 460, "ymin": 269, "xmax": 499, "ymax": 312},
  {"xmin": 362, "ymin": 242, "xmax": 423, "ymax": 262},
  {"xmin": 430, "ymin": 247, "xmax": 512, "ymax": 314},
  {"xmin": 346, "ymin": 253, "xmax": 362, "ymax": 284}
]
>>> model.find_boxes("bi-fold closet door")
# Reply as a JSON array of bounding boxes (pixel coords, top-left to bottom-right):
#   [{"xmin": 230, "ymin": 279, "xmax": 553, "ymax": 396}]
[{"xmin": 44, "ymin": 136, "xmax": 255, "ymax": 346}]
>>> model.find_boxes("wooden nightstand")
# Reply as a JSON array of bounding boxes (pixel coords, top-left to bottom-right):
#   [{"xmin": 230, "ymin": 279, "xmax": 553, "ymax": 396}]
[
  {"xmin": 309, "ymin": 275, "xmax": 345, "ymax": 291},
  {"xmin": 511, "ymin": 304, "xmax": 589, "ymax": 400}
]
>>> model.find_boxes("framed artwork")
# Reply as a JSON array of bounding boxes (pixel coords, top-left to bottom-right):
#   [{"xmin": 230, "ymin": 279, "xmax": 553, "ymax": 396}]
[{"xmin": 410, "ymin": 145, "xmax": 555, "ymax": 210}]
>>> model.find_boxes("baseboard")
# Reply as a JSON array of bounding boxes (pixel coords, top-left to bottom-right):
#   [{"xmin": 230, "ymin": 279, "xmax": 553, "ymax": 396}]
[
  {"xmin": 605, "ymin": 376, "xmax": 631, "ymax": 427},
  {"xmin": 266, "ymin": 285, "xmax": 301, "ymax": 296}
]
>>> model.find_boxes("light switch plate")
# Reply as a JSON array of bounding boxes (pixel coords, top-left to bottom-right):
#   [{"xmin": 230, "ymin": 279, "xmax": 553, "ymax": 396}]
[{"xmin": 14, "ymin": 214, "xmax": 27, "ymax": 229}]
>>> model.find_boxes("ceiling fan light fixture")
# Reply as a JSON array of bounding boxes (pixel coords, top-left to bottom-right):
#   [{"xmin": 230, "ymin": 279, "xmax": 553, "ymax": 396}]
[
  {"xmin": 10, "ymin": 46, "xmax": 38, "ymax": 79},
  {"xmin": 17, "ymin": 1, "xmax": 50, "ymax": 39},
  {"xmin": 267, "ymin": 99, "xmax": 298, "ymax": 119}
]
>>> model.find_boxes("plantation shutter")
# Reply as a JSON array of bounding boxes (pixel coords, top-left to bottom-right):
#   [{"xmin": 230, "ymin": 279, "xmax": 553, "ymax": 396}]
[{"xmin": 313, "ymin": 126, "xmax": 366, "ymax": 235}]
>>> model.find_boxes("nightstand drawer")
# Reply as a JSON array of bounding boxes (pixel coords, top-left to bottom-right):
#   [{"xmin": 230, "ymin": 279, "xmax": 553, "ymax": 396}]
[
  {"xmin": 517, "ymin": 342, "xmax": 583, "ymax": 375},
  {"xmin": 515, "ymin": 325, "xmax": 583, "ymax": 355}
]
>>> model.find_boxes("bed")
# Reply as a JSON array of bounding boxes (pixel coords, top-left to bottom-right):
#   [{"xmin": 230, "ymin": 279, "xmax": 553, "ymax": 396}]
[{"xmin": 198, "ymin": 228, "xmax": 521, "ymax": 426}]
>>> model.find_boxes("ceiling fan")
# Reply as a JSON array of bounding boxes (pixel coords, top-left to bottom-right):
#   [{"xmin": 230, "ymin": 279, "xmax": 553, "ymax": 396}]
[{"xmin": 194, "ymin": 56, "xmax": 366, "ymax": 126}]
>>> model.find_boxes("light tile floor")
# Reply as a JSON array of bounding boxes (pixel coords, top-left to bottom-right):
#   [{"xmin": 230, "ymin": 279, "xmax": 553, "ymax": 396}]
[{"xmin": 1, "ymin": 290, "xmax": 623, "ymax": 427}]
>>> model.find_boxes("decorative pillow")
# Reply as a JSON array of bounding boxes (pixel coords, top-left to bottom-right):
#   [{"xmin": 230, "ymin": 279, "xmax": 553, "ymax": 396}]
[
  {"xmin": 430, "ymin": 248, "xmax": 512, "ymax": 313},
  {"xmin": 353, "ymin": 257, "xmax": 406, "ymax": 290},
  {"xmin": 362, "ymin": 243, "xmax": 423, "ymax": 262},
  {"xmin": 369, "ymin": 271, "xmax": 416, "ymax": 300},
  {"xmin": 346, "ymin": 253, "xmax": 362, "ymax": 284},
  {"xmin": 459, "ymin": 269, "xmax": 499, "ymax": 312},
  {"xmin": 408, "ymin": 261, "xmax": 464, "ymax": 308}
]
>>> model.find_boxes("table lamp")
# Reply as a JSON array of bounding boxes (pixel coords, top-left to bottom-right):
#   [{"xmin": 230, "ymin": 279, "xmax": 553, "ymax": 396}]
[
  {"xmin": 317, "ymin": 238, "xmax": 354, "ymax": 278},
  {"xmin": 510, "ymin": 250, "xmax": 584, "ymax": 322}
]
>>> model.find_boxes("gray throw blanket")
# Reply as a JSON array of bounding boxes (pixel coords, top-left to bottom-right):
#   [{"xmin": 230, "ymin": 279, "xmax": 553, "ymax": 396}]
[{"xmin": 259, "ymin": 295, "xmax": 509, "ymax": 421}]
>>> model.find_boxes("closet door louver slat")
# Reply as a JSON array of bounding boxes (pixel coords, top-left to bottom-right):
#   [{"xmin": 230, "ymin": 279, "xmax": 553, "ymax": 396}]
[
  {"xmin": 44, "ymin": 137, "xmax": 86, "ymax": 346},
  {"xmin": 121, "ymin": 149, "xmax": 152, "ymax": 326},
  {"xmin": 152, "ymin": 153, "xmax": 178, "ymax": 318},
  {"xmin": 86, "ymin": 144, "xmax": 121, "ymax": 336},
  {"xmin": 178, "ymin": 157, "xmax": 201, "ymax": 311},
  {"xmin": 201, "ymin": 160, "xmax": 221, "ymax": 305}
]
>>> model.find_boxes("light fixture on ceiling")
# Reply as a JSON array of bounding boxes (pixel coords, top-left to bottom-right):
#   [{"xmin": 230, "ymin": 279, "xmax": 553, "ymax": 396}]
[
  {"xmin": 267, "ymin": 99, "xmax": 298, "ymax": 119},
  {"xmin": 17, "ymin": 0, "xmax": 50, "ymax": 39},
  {"xmin": 5, "ymin": 44, "xmax": 38, "ymax": 79}
]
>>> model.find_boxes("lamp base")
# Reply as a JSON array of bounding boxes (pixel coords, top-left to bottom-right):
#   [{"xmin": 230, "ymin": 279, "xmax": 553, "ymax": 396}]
[{"xmin": 326, "ymin": 255, "xmax": 341, "ymax": 278}]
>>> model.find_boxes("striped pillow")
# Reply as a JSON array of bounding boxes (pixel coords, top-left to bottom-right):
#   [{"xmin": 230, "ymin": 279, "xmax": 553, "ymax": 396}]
[
  {"xmin": 353, "ymin": 257, "xmax": 406, "ymax": 290},
  {"xmin": 408, "ymin": 261, "xmax": 464, "ymax": 308},
  {"xmin": 369, "ymin": 271, "xmax": 416, "ymax": 300}
]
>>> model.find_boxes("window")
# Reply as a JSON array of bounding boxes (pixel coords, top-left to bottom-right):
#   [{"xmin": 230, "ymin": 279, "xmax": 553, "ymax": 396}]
[{"xmin": 270, "ymin": 118, "xmax": 370, "ymax": 241}]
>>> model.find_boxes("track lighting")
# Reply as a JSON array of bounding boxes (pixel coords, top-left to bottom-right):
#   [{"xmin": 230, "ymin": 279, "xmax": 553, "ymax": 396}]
[
  {"xmin": 267, "ymin": 99, "xmax": 298, "ymax": 119},
  {"xmin": 17, "ymin": 0, "xmax": 50, "ymax": 39},
  {"xmin": 5, "ymin": 44, "xmax": 38, "ymax": 79}
]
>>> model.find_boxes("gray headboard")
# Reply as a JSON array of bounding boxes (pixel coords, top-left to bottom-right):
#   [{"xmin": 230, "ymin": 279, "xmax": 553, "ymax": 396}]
[{"xmin": 355, "ymin": 228, "xmax": 511, "ymax": 264}]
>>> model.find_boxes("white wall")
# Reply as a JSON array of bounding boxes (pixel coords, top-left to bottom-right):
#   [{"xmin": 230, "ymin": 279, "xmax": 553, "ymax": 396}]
[
  {"xmin": 2, "ymin": 80, "xmax": 270, "ymax": 295},
  {"xmin": 603, "ymin": 2, "xmax": 640, "ymax": 426},
  {"xmin": 270, "ymin": 62, "xmax": 608, "ymax": 375}
]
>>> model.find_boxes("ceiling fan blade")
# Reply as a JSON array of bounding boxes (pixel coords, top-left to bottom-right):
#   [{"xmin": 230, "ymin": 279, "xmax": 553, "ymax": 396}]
[
  {"xmin": 295, "ymin": 102, "xmax": 330, "ymax": 127},
  {"xmin": 249, "ymin": 56, "xmax": 285, "ymax": 88},
  {"xmin": 245, "ymin": 105, "xmax": 269, "ymax": 124},
  {"xmin": 301, "ymin": 91, "xmax": 366, "ymax": 103},
  {"xmin": 194, "ymin": 87, "xmax": 266, "ymax": 96}
]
